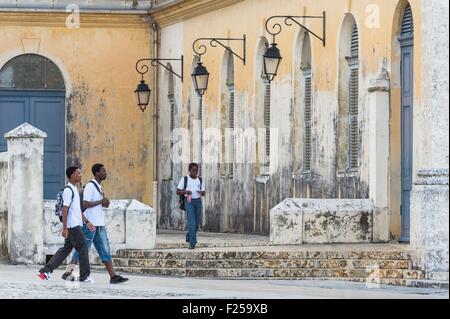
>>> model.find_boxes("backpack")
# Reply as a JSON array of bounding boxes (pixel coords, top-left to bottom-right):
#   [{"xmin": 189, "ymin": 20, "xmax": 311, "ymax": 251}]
[
  {"xmin": 80, "ymin": 181, "xmax": 103, "ymax": 212},
  {"xmin": 179, "ymin": 176, "xmax": 202, "ymax": 211},
  {"xmin": 55, "ymin": 186, "xmax": 74, "ymax": 222}
]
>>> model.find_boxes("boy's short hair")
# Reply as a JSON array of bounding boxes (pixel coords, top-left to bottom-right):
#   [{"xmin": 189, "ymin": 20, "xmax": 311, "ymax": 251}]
[
  {"xmin": 92, "ymin": 163, "xmax": 104, "ymax": 176},
  {"xmin": 188, "ymin": 163, "xmax": 199, "ymax": 171},
  {"xmin": 66, "ymin": 166, "xmax": 79, "ymax": 179}
]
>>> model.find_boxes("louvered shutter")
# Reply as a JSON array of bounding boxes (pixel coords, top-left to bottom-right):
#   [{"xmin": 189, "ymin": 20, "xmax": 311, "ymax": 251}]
[
  {"xmin": 401, "ymin": 5, "xmax": 414, "ymax": 37},
  {"xmin": 264, "ymin": 82, "xmax": 271, "ymax": 159},
  {"xmin": 303, "ymin": 69, "xmax": 312, "ymax": 171},
  {"xmin": 228, "ymin": 87, "xmax": 235, "ymax": 176},
  {"xmin": 169, "ymin": 94, "xmax": 176, "ymax": 179},
  {"xmin": 348, "ymin": 22, "xmax": 359, "ymax": 169},
  {"xmin": 349, "ymin": 68, "xmax": 359, "ymax": 169}
]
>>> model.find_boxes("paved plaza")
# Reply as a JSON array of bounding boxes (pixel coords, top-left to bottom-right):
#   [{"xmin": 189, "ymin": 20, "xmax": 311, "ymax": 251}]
[{"xmin": 0, "ymin": 264, "xmax": 447, "ymax": 299}]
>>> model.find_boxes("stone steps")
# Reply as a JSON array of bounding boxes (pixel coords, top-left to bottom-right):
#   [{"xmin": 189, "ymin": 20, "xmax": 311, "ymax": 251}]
[
  {"xmin": 110, "ymin": 257, "xmax": 411, "ymax": 270},
  {"xmin": 155, "ymin": 242, "xmax": 269, "ymax": 249},
  {"xmin": 89, "ymin": 245, "xmax": 450, "ymax": 287},
  {"xmin": 114, "ymin": 249, "xmax": 411, "ymax": 261},
  {"xmin": 93, "ymin": 266, "xmax": 425, "ymax": 281}
]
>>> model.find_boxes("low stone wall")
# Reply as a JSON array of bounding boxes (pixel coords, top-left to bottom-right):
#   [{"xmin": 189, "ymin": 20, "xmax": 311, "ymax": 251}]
[
  {"xmin": 0, "ymin": 152, "xmax": 8, "ymax": 258},
  {"xmin": 43, "ymin": 199, "xmax": 156, "ymax": 263},
  {"xmin": 270, "ymin": 199, "xmax": 374, "ymax": 245}
]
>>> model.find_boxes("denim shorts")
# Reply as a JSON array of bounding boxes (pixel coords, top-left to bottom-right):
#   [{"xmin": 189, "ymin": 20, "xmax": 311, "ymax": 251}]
[{"xmin": 71, "ymin": 224, "xmax": 112, "ymax": 263}]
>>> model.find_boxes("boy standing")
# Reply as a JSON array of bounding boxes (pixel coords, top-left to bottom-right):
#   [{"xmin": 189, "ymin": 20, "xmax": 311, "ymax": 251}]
[{"xmin": 176, "ymin": 163, "xmax": 205, "ymax": 249}]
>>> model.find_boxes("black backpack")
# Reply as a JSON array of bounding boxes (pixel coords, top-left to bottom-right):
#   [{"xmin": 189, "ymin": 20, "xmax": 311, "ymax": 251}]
[
  {"xmin": 55, "ymin": 186, "xmax": 74, "ymax": 222},
  {"xmin": 80, "ymin": 181, "xmax": 103, "ymax": 212},
  {"xmin": 179, "ymin": 176, "xmax": 202, "ymax": 211}
]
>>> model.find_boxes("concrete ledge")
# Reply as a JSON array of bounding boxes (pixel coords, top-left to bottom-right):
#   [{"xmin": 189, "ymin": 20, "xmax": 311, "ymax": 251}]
[
  {"xmin": 271, "ymin": 199, "xmax": 374, "ymax": 245},
  {"xmin": 43, "ymin": 199, "xmax": 156, "ymax": 261}
]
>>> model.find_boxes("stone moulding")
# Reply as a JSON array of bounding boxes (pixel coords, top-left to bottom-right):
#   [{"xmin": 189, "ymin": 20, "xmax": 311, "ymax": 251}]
[
  {"xmin": 0, "ymin": 12, "xmax": 150, "ymax": 28},
  {"xmin": 150, "ymin": 0, "xmax": 244, "ymax": 27},
  {"xmin": 4, "ymin": 122, "xmax": 47, "ymax": 139},
  {"xmin": 415, "ymin": 168, "xmax": 449, "ymax": 185}
]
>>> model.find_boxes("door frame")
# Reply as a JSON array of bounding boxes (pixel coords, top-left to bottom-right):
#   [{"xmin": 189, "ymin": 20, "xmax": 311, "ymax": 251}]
[
  {"xmin": 399, "ymin": 36, "xmax": 414, "ymax": 242},
  {"xmin": 0, "ymin": 89, "xmax": 66, "ymax": 198}
]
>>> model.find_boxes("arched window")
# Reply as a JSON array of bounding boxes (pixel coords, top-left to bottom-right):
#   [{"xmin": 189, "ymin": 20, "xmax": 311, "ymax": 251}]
[
  {"xmin": 168, "ymin": 64, "xmax": 176, "ymax": 180},
  {"xmin": 338, "ymin": 15, "xmax": 360, "ymax": 172},
  {"xmin": 189, "ymin": 56, "xmax": 201, "ymax": 172},
  {"xmin": 301, "ymin": 33, "xmax": 312, "ymax": 172},
  {"xmin": 0, "ymin": 54, "xmax": 64, "ymax": 90},
  {"xmin": 255, "ymin": 37, "xmax": 270, "ymax": 175},
  {"xmin": 347, "ymin": 22, "xmax": 359, "ymax": 170},
  {"xmin": 0, "ymin": 54, "xmax": 66, "ymax": 199},
  {"xmin": 160, "ymin": 63, "xmax": 178, "ymax": 181},
  {"xmin": 220, "ymin": 51, "xmax": 235, "ymax": 178}
]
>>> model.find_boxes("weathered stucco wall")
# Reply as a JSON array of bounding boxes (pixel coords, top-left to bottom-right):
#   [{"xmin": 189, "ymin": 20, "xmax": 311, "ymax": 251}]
[
  {"xmin": 0, "ymin": 12, "xmax": 154, "ymax": 206},
  {"xmin": 156, "ymin": 0, "xmax": 427, "ymax": 237},
  {"xmin": 0, "ymin": 152, "xmax": 7, "ymax": 258}
]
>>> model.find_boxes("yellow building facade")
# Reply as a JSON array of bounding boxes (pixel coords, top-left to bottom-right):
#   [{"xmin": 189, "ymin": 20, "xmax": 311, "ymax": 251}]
[
  {"xmin": 150, "ymin": 0, "xmax": 448, "ymax": 258},
  {"xmin": 0, "ymin": 9, "xmax": 155, "ymax": 204}
]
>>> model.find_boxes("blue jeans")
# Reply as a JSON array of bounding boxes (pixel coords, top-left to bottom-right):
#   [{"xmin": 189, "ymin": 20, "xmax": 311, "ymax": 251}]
[
  {"xmin": 186, "ymin": 198, "xmax": 202, "ymax": 246},
  {"xmin": 70, "ymin": 224, "xmax": 112, "ymax": 263}
]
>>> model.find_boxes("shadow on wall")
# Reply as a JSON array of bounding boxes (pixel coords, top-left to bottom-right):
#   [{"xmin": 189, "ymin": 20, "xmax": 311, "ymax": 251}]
[
  {"xmin": 0, "ymin": 155, "xmax": 7, "ymax": 259},
  {"xmin": 0, "ymin": 212, "xmax": 6, "ymax": 259}
]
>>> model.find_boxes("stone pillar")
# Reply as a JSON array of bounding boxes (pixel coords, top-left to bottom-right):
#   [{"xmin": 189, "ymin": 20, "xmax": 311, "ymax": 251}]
[
  {"xmin": 5, "ymin": 123, "xmax": 47, "ymax": 264},
  {"xmin": 409, "ymin": 0, "xmax": 449, "ymax": 273},
  {"xmin": 410, "ymin": 169, "xmax": 449, "ymax": 272},
  {"xmin": 367, "ymin": 69, "xmax": 390, "ymax": 242}
]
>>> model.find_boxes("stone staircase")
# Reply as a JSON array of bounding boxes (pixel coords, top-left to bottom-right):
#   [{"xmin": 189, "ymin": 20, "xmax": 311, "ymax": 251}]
[{"xmin": 92, "ymin": 243, "xmax": 443, "ymax": 287}]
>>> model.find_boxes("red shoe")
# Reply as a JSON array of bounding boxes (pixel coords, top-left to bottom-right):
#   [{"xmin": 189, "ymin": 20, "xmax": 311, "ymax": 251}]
[{"xmin": 38, "ymin": 272, "xmax": 51, "ymax": 280}]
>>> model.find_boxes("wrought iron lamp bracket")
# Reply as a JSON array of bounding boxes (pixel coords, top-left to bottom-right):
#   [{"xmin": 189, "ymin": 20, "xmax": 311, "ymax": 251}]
[
  {"xmin": 135, "ymin": 56, "xmax": 184, "ymax": 82},
  {"xmin": 265, "ymin": 12, "xmax": 326, "ymax": 47},
  {"xmin": 192, "ymin": 35, "xmax": 246, "ymax": 65}
]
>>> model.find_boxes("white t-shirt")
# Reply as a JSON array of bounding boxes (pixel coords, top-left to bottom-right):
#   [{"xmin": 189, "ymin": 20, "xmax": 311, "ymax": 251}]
[
  {"xmin": 63, "ymin": 183, "xmax": 83, "ymax": 229},
  {"xmin": 83, "ymin": 179, "xmax": 105, "ymax": 227},
  {"xmin": 177, "ymin": 175, "xmax": 205, "ymax": 200}
]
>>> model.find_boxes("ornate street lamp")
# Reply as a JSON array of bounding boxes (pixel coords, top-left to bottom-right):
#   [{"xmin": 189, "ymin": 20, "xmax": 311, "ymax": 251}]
[
  {"xmin": 191, "ymin": 35, "xmax": 246, "ymax": 96},
  {"xmin": 134, "ymin": 56, "xmax": 184, "ymax": 112},
  {"xmin": 135, "ymin": 80, "xmax": 151, "ymax": 112},
  {"xmin": 263, "ymin": 12, "xmax": 326, "ymax": 82},
  {"xmin": 191, "ymin": 61, "xmax": 210, "ymax": 96},
  {"xmin": 263, "ymin": 43, "xmax": 282, "ymax": 83}
]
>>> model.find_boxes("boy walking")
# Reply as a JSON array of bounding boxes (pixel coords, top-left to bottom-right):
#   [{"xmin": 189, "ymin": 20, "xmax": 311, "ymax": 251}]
[
  {"xmin": 177, "ymin": 163, "xmax": 205, "ymax": 249},
  {"xmin": 38, "ymin": 167, "xmax": 93, "ymax": 282},
  {"xmin": 62, "ymin": 163, "xmax": 128, "ymax": 284}
]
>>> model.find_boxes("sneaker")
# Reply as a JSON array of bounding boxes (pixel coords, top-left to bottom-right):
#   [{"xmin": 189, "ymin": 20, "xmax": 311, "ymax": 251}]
[
  {"xmin": 78, "ymin": 276, "xmax": 95, "ymax": 283},
  {"xmin": 37, "ymin": 271, "xmax": 51, "ymax": 280},
  {"xmin": 189, "ymin": 245, "xmax": 195, "ymax": 250},
  {"xmin": 61, "ymin": 270, "xmax": 73, "ymax": 280},
  {"xmin": 110, "ymin": 275, "xmax": 129, "ymax": 284}
]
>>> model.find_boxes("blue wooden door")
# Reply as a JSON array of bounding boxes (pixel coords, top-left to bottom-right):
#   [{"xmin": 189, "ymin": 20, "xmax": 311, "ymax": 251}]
[
  {"xmin": 400, "ymin": 43, "xmax": 413, "ymax": 242},
  {"xmin": 0, "ymin": 91, "xmax": 65, "ymax": 199}
]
